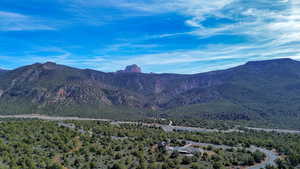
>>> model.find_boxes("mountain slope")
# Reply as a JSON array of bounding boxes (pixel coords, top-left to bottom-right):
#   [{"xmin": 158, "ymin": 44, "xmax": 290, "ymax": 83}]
[
  {"xmin": 0, "ymin": 62, "xmax": 150, "ymax": 119},
  {"xmin": 165, "ymin": 59, "xmax": 300, "ymax": 128},
  {"xmin": 0, "ymin": 68, "xmax": 7, "ymax": 75},
  {"xmin": 1, "ymin": 59, "xmax": 300, "ymax": 127}
]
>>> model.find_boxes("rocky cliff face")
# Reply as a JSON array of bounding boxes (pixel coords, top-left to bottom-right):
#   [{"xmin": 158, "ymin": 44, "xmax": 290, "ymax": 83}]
[
  {"xmin": 125, "ymin": 64, "xmax": 142, "ymax": 73},
  {"xmin": 117, "ymin": 64, "xmax": 142, "ymax": 73}
]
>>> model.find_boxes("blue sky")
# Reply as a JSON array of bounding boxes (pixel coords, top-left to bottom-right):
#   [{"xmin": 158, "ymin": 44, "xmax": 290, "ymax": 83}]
[{"xmin": 0, "ymin": 0, "xmax": 300, "ymax": 73}]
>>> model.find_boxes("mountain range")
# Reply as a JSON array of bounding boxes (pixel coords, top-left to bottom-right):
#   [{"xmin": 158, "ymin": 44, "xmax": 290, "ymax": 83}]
[
  {"xmin": 0, "ymin": 68, "xmax": 7, "ymax": 73},
  {"xmin": 1, "ymin": 58, "xmax": 300, "ymax": 128}
]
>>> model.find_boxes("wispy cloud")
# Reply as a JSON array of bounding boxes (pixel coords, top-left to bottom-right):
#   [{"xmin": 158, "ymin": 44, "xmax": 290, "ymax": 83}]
[
  {"xmin": 101, "ymin": 43, "xmax": 160, "ymax": 53},
  {"xmin": 73, "ymin": 0, "xmax": 299, "ymax": 47},
  {"xmin": 86, "ymin": 40, "xmax": 300, "ymax": 73},
  {"xmin": 2, "ymin": 0, "xmax": 300, "ymax": 74},
  {"xmin": 65, "ymin": 0, "xmax": 233, "ymax": 25},
  {"xmin": 0, "ymin": 11, "xmax": 56, "ymax": 31},
  {"xmin": 88, "ymin": 0, "xmax": 300, "ymax": 73},
  {"xmin": 23, "ymin": 47, "xmax": 73, "ymax": 64}
]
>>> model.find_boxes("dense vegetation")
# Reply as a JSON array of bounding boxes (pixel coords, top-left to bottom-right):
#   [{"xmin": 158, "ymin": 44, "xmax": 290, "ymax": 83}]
[{"xmin": 0, "ymin": 120, "xmax": 299, "ymax": 169}]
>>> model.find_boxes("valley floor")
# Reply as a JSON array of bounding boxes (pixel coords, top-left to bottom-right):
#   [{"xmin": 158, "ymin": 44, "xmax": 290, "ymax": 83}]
[
  {"xmin": 0, "ymin": 115, "xmax": 300, "ymax": 169},
  {"xmin": 1, "ymin": 114, "xmax": 300, "ymax": 134}
]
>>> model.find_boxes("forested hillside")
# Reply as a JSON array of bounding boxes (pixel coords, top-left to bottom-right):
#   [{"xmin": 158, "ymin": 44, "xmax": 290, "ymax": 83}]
[
  {"xmin": 1, "ymin": 59, "xmax": 300, "ymax": 128},
  {"xmin": 0, "ymin": 120, "xmax": 299, "ymax": 169}
]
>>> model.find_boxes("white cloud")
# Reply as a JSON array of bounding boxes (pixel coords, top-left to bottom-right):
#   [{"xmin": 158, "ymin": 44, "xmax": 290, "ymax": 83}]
[
  {"xmin": 83, "ymin": 0, "xmax": 299, "ymax": 46},
  {"xmin": 3, "ymin": 0, "xmax": 300, "ymax": 73},
  {"xmin": 88, "ymin": 39, "xmax": 300, "ymax": 73},
  {"xmin": 102, "ymin": 43, "xmax": 160, "ymax": 53},
  {"xmin": 55, "ymin": 0, "xmax": 300, "ymax": 73},
  {"xmin": 67, "ymin": 0, "xmax": 233, "ymax": 24},
  {"xmin": 0, "ymin": 11, "xmax": 55, "ymax": 31}
]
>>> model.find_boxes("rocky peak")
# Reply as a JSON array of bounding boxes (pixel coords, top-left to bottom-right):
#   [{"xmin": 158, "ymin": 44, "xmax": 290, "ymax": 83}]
[
  {"xmin": 44, "ymin": 61, "xmax": 56, "ymax": 65},
  {"xmin": 245, "ymin": 58, "xmax": 297, "ymax": 66},
  {"xmin": 117, "ymin": 64, "xmax": 142, "ymax": 73},
  {"xmin": 42, "ymin": 62, "xmax": 58, "ymax": 70}
]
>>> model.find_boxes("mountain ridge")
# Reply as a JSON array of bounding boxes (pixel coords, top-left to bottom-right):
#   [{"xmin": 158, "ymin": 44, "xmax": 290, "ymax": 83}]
[
  {"xmin": 0, "ymin": 68, "xmax": 7, "ymax": 73},
  {"xmin": 1, "ymin": 58, "xmax": 300, "ymax": 128}
]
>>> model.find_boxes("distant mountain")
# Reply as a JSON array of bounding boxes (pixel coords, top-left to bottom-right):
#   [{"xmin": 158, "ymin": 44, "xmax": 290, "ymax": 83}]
[
  {"xmin": 1, "ymin": 59, "xmax": 300, "ymax": 128},
  {"xmin": 0, "ymin": 69, "xmax": 7, "ymax": 77},
  {"xmin": 117, "ymin": 64, "xmax": 142, "ymax": 73},
  {"xmin": 0, "ymin": 68, "xmax": 7, "ymax": 73}
]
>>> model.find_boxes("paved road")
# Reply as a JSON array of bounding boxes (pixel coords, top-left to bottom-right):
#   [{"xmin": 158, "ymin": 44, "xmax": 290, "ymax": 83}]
[
  {"xmin": 1, "ymin": 114, "xmax": 300, "ymax": 135},
  {"xmin": 0, "ymin": 114, "xmax": 111, "ymax": 122},
  {"xmin": 171, "ymin": 141, "xmax": 278, "ymax": 169},
  {"xmin": 249, "ymin": 147, "xmax": 278, "ymax": 169},
  {"xmin": 246, "ymin": 127, "xmax": 300, "ymax": 134}
]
